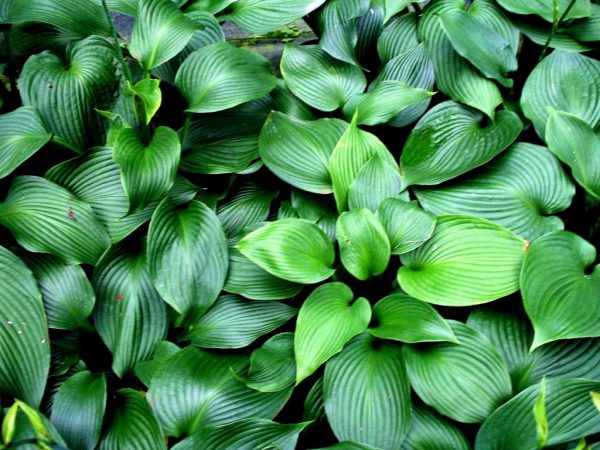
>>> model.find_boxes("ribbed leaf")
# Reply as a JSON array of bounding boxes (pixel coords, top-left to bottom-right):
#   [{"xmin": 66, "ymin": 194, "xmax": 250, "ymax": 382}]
[
  {"xmin": 114, "ymin": 126, "xmax": 180, "ymax": 212},
  {"xmin": 19, "ymin": 36, "xmax": 118, "ymax": 150},
  {"xmin": 401, "ymin": 405, "xmax": 470, "ymax": 450},
  {"xmin": 303, "ymin": 378, "xmax": 326, "ymax": 424},
  {"xmin": 376, "ymin": 199, "xmax": 436, "ymax": 255},
  {"xmin": 415, "ymin": 142, "xmax": 575, "ymax": 242},
  {"xmin": 0, "ymin": 246, "xmax": 49, "ymax": 407},
  {"xmin": 521, "ymin": 231, "xmax": 600, "ymax": 349},
  {"xmin": 0, "ymin": 107, "xmax": 51, "ymax": 179},
  {"xmin": 0, "ymin": 176, "xmax": 110, "ymax": 265},
  {"xmin": 237, "ymin": 218, "xmax": 335, "ymax": 284},
  {"xmin": 404, "ymin": 321, "xmax": 512, "ymax": 423},
  {"xmin": 185, "ymin": 295, "xmax": 297, "ymax": 349},
  {"xmin": 348, "ymin": 153, "xmax": 403, "ymax": 212},
  {"xmin": 147, "ymin": 346, "xmax": 290, "ymax": 436},
  {"xmin": 377, "ymin": 12, "xmax": 419, "ymax": 63},
  {"xmin": 98, "ymin": 389, "xmax": 166, "ymax": 450},
  {"xmin": 295, "ymin": 283, "xmax": 371, "ymax": 383},
  {"xmin": 281, "ymin": 44, "xmax": 367, "ymax": 112},
  {"xmin": 93, "ymin": 245, "xmax": 168, "ymax": 377},
  {"xmin": 129, "ymin": 0, "xmax": 201, "ymax": 70},
  {"xmin": 23, "ymin": 253, "xmax": 94, "ymax": 331},
  {"xmin": 242, "ymin": 333, "xmax": 296, "ymax": 393},
  {"xmin": 270, "ymin": 79, "xmax": 316, "ymax": 121},
  {"xmin": 135, "ymin": 341, "xmax": 180, "ymax": 387},
  {"xmin": 516, "ymin": 19, "xmax": 594, "ymax": 52},
  {"xmin": 147, "ymin": 198, "xmax": 228, "ymax": 318},
  {"xmin": 369, "ymin": 294, "xmax": 457, "ymax": 343},
  {"xmin": 50, "ymin": 370, "xmax": 107, "ymax": 450},
  {"xmin": 217, "ymin": 182, "xmax": 278, "ymax": 236},
  {"xmin": 475, "ymin": 378, "xmax": 600, "ymax": 449},
  {"xmin": 225, "ymin": 0, "xmax": 326, "ymax": 35},
  {"xmin": 175, "ymin": 42, "xmax": 276, "ymax": 113},
  {"xmin": 183, "ymin": 0, "xmax": 236, "ymax": 14},
  {"xmin": 336, "ymin": 208, "xmax": 390, "ymax": 281},
  {"xmin": 383, "ymin": 0, "xmax": 411, "ymax": 23},
  {"xmin": 567, "ymin": 3, "xmax": 600, "ymax": 42},
  {"xmin": 126, "ymin": 78, "xmax": 162, "ymax": 125},
  {"xmin": 496, "ymin": 0, "xmax": 591, "ymax": 22},
  {"xmin": 324, "ymin": 333, "xmax": 411, "ymax": 449},
  {"xmin": 400, "ymin": 101, "xmax": 522, "ymax": 186},
  {"xmin": 521, "ymin": 51, "xmax": 600, "ymax": 138},
  {"xmin": 259, "ymin": 112, "xmax": 348, "ymax": 194},
  {"xmin": 172, "ymin": 419, "xmax": 309, "ymax": 450}
]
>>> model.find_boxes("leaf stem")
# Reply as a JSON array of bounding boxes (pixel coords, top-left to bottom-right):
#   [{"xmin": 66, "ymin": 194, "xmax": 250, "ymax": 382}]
[
  {"xmin": 51, "ymin": 135, "xmax": 83, "ymax": 155},
  {"xmin": 539, "ymin": 0, "xmax": 578, "ymax": 60},
  {"xmin": 101, "ymin": 0, "xmax": 133, "ymax": 84},
  {"xmin": 180, "ymin": 111, "xmax": 193, "ymax": 145}
]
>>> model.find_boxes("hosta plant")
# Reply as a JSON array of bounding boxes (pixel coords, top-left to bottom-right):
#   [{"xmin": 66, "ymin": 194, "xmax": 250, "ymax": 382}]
[{"xmin": 0, "ymin": 0, "xmax": 600, "ymax": 449}]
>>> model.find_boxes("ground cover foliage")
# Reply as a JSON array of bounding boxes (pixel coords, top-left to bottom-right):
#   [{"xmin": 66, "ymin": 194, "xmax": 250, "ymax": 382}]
[{"xmin": 0, "ymin": 0, "xmax": 600, "ymax": 448}]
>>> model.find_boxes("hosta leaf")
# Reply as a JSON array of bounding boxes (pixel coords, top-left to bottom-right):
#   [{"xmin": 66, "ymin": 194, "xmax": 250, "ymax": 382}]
[
  {"xmin": 378, "ymin": 12, "xmax": 419, "ymax": 63},
  {"xmin": 404, "ymin": 321, "xmax": 512, "ymax": 423},
  {"xmin": 126, "ymin": 78, "xmax": 161, "ymax": 125},
  {"xmin": 147, "ymin": 198, "xmax": 228, "ymax": 319},
  {"xmin": 295, "ymin": 283, "xmax": 371, "ymax": 383},
  {"xmin": 19, "ymin": 36, "xmax": 118, "ymax": 150},
  {"xmin": 0, "ymin": 246, "xmax": 49, "ymax": 407},
  {"xmin": 98, "ymin": 389, "xmax": 166, "ymax": 450},
  {"xmin": 0, "ymin": 176, "xmax": 110, "ymax": 265},
  {"xmin": 369, "ymin": 294, "xmax": 457, "ymax": 343},
  {"xmin": 496, "ymin": 0, "xmax": 591, "ymax": 22},
  {"xmin": 225, "ymin": 0, "xmax": 327, "ymax": 35},
  {"xmin": 113, "ymin": 126, "xmax": 180, "ymax": 212},
  {"xmin": 242, "ymin": 333, "xmax": 296, "ymax": 393},
  {"xmin": 217, "ymin": 182, "xmax": 278, "ymax": 236},
  {"xmin": 129, "ymin": 0, "xmax": 201, "ymax": 70},
  {"xmin": 521, "ymin": 51, "xmax": 600, "ymax": 137},
  {"xmin": 415, "ymin": 142, "xmax": 575, "ymax": 242},
  {"xmin": 281, "ymin": 44, "xmax": 367, "ymax": 112},
  {"xmin": 237, "ymin": 219, "xmax": 335, "ymax": 284},
  {"xmin": 383, "ymin": 0, "xmax": 411, "ymax": 23},
  {"xmin": 342, "ymin": 81, "xmax": 433, "ymax": 126},
  {"xmin": 567, "ymin": 3, "xmax": 600, "ymax": 42},
  {"xmin": 185, "ymin": 295, "xmax": 297, "ymax": 349},
  {"xmin": 546, "ymin": 110, "xmax": 600, "ymax": 200},
  {"xmin": 400, "ymin": 101, "xmax": 522, "ymax": 186},
  {"xmin": 376, "ymin": 199, "xmax": 436, "ymax": 255},
  {"xmin": 183, "ymin": 0, "xmax": 236, "ymax": 14},
  {"xmin": 135, "ymin": 341, "xmax": 180, "ymax": 387},
  {"xmin": 352, "ymin": 1, "xmax": 385, "ymax": 63},
  {"xmin": 521, "ymin": 231, "xmax": 600, "ymax": 349},
  {"xmin": 172, "ymin": 419, "xmax": 309, "ymax": 450},
  {"xmin": 147, "ymin": 346, "xmax": 290, "ymax": 436},
  {"xmin": 270, "ymin": 80, "xmax": 316, "ymax": 121},
  {"xmin": 304, "ymin": 378, "xmax": 325, "ymax": 423},
  {"xmin": 176, "ymin": 42, "xmax": 276, "ymax": 113},
  {"xmin": 336, "ymin": 208, "xmax": 390, "ymax": 280},
  {"xmin": 0, "ymin": 107, "xmax": 51, "ymax": 179},
  {"xmin": 401, "ymin": 405, "xmax": 470, "ymax": 450},
  {"xmin": 516, "ymin": 19, "xmax": 594, "ymax": 52},
  {"xmin": 398, "ymin": 215, "xmax": 526, "ymax": 306},
  {"xmin": 259, "ymin": 112, "xmax": 348, "ymax": 194},
  {"xmin": 475, "ymin": 378, "xmax": 600, "ymax": 449},
  {"xmin": 314, "ymin": 443, "xmax": 380, "ymax": 450},
  {"xmin": 324, "ymin": 333, "xmax": 411, "ymax": 449},
  {"xmin": 93, "ymin": 246, "xmax": 168, "ymax": 377},
  {"xmin": 23, "ymin": 254, "xmax": 94, "ymax": 331},
  {"xmin": 50, "ymin": 371, "xmax": 107, "ymax": 450},
  {"xmin": 348, "ymin": 152, "xmax": 403, "ymax": 212}
]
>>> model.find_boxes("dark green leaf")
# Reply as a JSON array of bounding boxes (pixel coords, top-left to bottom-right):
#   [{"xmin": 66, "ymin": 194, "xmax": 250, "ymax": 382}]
[
  {"xmin": 241, "ymin": 333, "xmax": 296, "ymax": 393},
  {"xmin": 401, "ymin": 405, "xmax": 470, "ymax": 450}
]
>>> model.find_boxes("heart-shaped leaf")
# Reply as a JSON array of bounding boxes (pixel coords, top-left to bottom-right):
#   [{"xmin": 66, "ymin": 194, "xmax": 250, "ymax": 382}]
[{"xmin": 295, "ymin": 283, "xmax": 371, "ymax": 383}]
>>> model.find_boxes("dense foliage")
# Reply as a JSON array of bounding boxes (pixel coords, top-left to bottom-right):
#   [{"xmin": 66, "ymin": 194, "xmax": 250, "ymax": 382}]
[{"xmin": 0, "ymin": 0, "xmax": 600, "ymax": 448}]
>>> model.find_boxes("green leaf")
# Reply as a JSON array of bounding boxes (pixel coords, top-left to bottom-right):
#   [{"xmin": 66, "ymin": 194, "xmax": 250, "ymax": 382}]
[
  {"xmin": 496, "ymin": 0, "xmax": 591, "ymax": 22},
  {"xmin": 377, "ymin": 12, "xmax": 419, "ymax": 63},
  {"xmin": 270, "ymin": 79, "xmax": 316, "ymax": 121},
  {"xmin": 521, "ymin": 51, "xmax": 600, "ymax": 138},
  {"xmin": 304, "ymin": 378, "xmax": 326, "ymax": 424},
  {"xmin": 343, "ymin": 81, "xmax": 433, "ymax": 126},
  {"xmin": 19, "ymin": 36, "xmax": 119, "ymax": 150},
  {"xmin": 383, "ymin": 0, "xmax": 411, "ymax": 23},
  {"xmin": 171, "ymin": 418, "xmax": 309, "ymax": 450},
  {"xmin": 126, "ymin": 78, "xmax": 162, "ymax": 125},
  {"xmin": 475, "ymin": 378, "xmax": 600, "ymax": 449},
  {"xmin": 147, "ymin": 346, "xmax": 290, "ymax": 436},
  {"xmin": 22, "ymin": 253, "xmax": 94, "ymax": 331},
  {"xmin": 295, "ymin": 282, "xmax": 371, "ymax": 383},
  {"xmin": 336, "ymin": 208, "xmax": 390, "ymax": 280},
  {"xmin": 2, "ymin": 403, "xmax": 18, "ymax": 445},
  {"xmin": 147, "ymin": 198, "xmax": 228, "ymax": 319},
  {"xmin": 415, "ymin": 142, "xmax": 575, "ymax": 242},
  {"xmin": 129, "ymin": 0, "xmax": 201, "ymax": 70},
  {"xmin": 50, "ymin": 370, "xmax": 107, "ymax": 450},
  {"xmin": 324, "ymin": 333, "xmax": 411, "ymax": 449},
  {"xmin": 135, "ymin": 341, "xmax": 180, "ymax": 387},
  {"xmin": 237, "ymin": 218, "xmax": 335, "ymax": 284},
  {"xmin": 521, "ymin": 231, "xmax": 600, "ymax": 349},
  {"xmin": 534, "ymin": 378, "xmax": 549, "ymax": 449},
  {"xmin": 369, "ymin": 294, "xmax": 457, "ymax": 343},
  {"xmin": 401, "ymin": 405, "xmax": 470, "ymax": 450},
  {"xmin": 0, "ymin": 107, "xmax": 51, "ymax": 179},
  {"xmin": 516, "ymin": 19, "xmax": 594, "ymax": 52},
  {"xmin": 404, "ymin": 321, "xmax": 512, "ymax": 423},
  {"xmin": 0, "ymin": 246, "xmax": 49, "ymax": 407},
  {"xmin": 566, "ymin": 3, "xmax": 600, "ymax": 42},
  {"xmin": 281, "ymin": 44, "xmax": 367, "ymax": 112},
  {"xmin": 0, "ymin": 176, "xmax": 111, "ymax": 265},
  {"xmin": 241, "ymin": 333, "xmax": 296, "ymax": 393},
  {"xmin": 185, "ymin": 295, "xmax": 297, "ymax": 349},
  {"xmin": 98, "ymin": 389, "xmax": 166, "ymax": 450},
  {"xmin": 114, "ymin": 126, "xmax": 181, "ymax": 212},
  {"xmin": 217, "ymin": 182, "xmax": 278, "ymax": 236},
  {"xmin": 176, "ymin": 42, "xmax": 276, "ymax": 113},
  {"xmin": 259, "ymin": 112, "xmax": 348, "ymax": 194},
  {"xmin": 183, "ymin": 0, "xmax": 236, "ymax": 14},
  {"xmin": 93, "ymin": 245, "xmax": 168, "ymax": 377},
  {"xmin": 225, "ymin": 0, "xmax": 326, "ymax": 35},
  {"xmin": 400, "ymin": 101, "xmax": 522, "ymax": 186},
  {"xmin": 376, "ymin": 199, "xmax": 436, "ymax": 255}
]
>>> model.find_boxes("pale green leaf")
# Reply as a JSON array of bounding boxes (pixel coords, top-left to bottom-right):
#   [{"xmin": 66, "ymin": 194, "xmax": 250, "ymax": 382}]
[
  {"xmin": 126, "ymin": 78, "xmax": 162, "ymax": 125},
  {"xmin": 242, "ymin": 333, "xmax": 296, "ymax": 393},
  {"xmin": 496, "ymin": 0, "xmax": 591, "ymax": 22},
  {"xmin": 401, "ymin": 405, "xmax": 470, "ymax": 450}
]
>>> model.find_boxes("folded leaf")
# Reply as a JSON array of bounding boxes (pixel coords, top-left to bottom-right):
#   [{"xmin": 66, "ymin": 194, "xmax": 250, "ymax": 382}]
[
  {"xmin": 401, "ymin": 405, "xmax": 470, "ymax": 450},
  {"xmin": 126, "ymin": 78, "xmax": 162, "ymax": 125},
  {"xmin": 242, "ymin": 333, "xmax": 297, "ymax": 393},
  {"xmin": 348, "ymin": 153, "xmax": 403, "ymax": 212}
]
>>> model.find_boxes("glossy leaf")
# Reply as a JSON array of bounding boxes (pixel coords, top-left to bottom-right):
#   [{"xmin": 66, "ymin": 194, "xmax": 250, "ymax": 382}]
[
  {"xmin": 347, "ymin": 153, "xmax": 403, "ymax": 212},
  {"xmin": 126, "ymin": 78, "xmax": 162, "ymax": 125},
  {"xmin": 496, "ymin": 0, "xmax": 591, "ymax": 22},
  {"xmin": 242, "ymin": 333, "xmax": 297, "ymax": 393},
  {"xmin": 401, "ymin": 405, "xmax": 470, "ymax": 450},
  {"xmin": 217, "ymin": 182, "xmax": 278, "ymax": 236},
  {"xmin": 377, "ymin": 12, "xmax": 419, "ymax": 63}
]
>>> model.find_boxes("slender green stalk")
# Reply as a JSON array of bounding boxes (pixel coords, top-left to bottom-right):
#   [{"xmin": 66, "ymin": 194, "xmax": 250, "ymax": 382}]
[
  {"xmin": 539, "ymin": 0, "xmax": 578, "ymax": 60},
  {"xmin": 180, "ymin": 111, "xmax": 193, "ymax": 145},
  {"xmin": 101, "ymin": 0, "xmax": 133, "ymax": 84}
]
